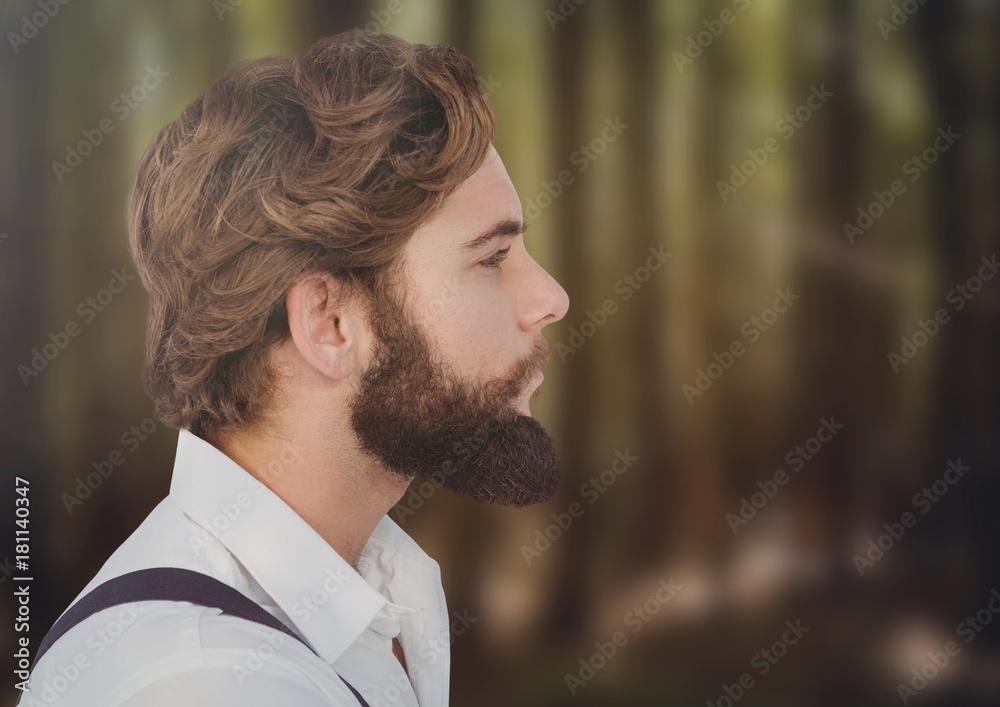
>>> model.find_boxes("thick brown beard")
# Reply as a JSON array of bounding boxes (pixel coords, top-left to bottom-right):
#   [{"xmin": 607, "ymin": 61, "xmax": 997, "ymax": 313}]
[{"xmin": 348, "ymin": 283, "xmax": 560, "ymax": 507}]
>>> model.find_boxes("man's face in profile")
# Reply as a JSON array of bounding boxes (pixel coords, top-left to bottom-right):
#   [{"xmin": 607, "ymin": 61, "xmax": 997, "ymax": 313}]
[{"xmin": 348, "ymin": 146, "xmax": 570, "ymax": 507}]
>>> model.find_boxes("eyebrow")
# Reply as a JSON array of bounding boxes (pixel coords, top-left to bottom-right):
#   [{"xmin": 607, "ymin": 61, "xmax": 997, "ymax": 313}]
[{"xmin": 459, "ymin": 217, "xmax": 528, "ymax": 253}]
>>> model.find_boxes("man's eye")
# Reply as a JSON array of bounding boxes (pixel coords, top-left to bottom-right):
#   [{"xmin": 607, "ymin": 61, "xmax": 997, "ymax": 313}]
[{"xmin": 480, "ymin": 246, "xmax": 511, "ymax": 272}]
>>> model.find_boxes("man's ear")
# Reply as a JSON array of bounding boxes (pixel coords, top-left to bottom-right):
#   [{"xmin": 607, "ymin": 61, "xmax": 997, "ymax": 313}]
[{"xmin": 285, "ymin": 272, "xmax": 366, "ymax": 381}]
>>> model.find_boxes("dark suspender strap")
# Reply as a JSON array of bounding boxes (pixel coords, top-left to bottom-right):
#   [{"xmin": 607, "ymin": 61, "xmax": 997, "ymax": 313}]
[{"xmin": 30, "ymin": 567, "xmax": 370, "ymax": 707}]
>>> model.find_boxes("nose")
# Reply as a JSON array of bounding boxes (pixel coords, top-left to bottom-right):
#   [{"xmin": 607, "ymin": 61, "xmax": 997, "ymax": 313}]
[{"xmin": 521, "ymin": 257, "xmax": 570, "ymax": 332}]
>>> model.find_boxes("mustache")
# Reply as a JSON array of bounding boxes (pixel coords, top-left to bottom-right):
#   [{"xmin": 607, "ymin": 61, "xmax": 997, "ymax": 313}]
[{"xmin": 486, "ymin": 336, "xmax": 552, "ymax": 402}]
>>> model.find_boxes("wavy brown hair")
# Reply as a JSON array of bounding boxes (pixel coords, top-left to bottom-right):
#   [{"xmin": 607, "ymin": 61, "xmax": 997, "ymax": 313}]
[{"xmin": 127, "ymin": 30, "xmax": 495, "ymax": 443}]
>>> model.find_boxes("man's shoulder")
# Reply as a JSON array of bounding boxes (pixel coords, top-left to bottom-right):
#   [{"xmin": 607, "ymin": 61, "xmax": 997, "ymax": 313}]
[
  {"xmin": 23, "ymin": 495, "xmax": 278, "ymax": 701},
  {"xmin": 72, "ymin": 494, "xmax": 231, "ymax": 600},
  {"xmin": 23, "ymin": 588, "xmax": 330, "ymax": 707}
]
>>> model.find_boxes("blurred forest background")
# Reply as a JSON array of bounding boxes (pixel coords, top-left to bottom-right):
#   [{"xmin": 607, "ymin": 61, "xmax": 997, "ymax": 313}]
[{"xmin": 2, "ymin": 0, "xmax": 999, "ymax": 705}]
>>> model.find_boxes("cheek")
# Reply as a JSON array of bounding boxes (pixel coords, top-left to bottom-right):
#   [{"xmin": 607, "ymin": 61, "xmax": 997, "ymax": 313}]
[
  {"xmin": 468, "ymin": 294, "xmax": 523, "ymax": 376},
  {"xmin": 424, "ymin": 285, "xmax": 518, "ymax": 378}
]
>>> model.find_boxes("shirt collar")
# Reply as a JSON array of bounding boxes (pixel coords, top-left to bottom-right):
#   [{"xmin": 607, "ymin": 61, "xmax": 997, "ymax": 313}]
[{"xmin": 168, "ymin": 427, "xmax": 436, "ymax": 665}]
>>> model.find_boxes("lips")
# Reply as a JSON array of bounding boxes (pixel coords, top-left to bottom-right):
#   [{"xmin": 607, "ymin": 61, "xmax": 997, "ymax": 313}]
[{"xmin": 519, "ymin": 370, "xmax": 543, "ymax": 403}]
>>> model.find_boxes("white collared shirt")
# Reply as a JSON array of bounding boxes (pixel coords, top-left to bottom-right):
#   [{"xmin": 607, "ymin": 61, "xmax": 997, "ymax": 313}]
[{"xmin": 19, "ymin": 428, "xmax": 451, "ymax": 707}]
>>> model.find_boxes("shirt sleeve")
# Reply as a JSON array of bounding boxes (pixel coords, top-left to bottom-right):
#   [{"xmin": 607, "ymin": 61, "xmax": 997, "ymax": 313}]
[{"xmin": 116, "ymin": 667, "xmax": 361, "ymax": 707}]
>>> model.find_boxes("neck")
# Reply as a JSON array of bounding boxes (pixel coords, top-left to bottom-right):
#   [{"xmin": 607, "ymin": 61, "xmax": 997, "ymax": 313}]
[{"xmin": 213, "ymin": 421, "xmax": 411, "ymax": 570}]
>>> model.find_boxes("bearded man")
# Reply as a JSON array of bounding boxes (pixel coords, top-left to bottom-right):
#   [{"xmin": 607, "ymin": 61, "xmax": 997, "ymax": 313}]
[{"xmin": 21, "ymin": 29, "xmax": 568, "ymax": 707}]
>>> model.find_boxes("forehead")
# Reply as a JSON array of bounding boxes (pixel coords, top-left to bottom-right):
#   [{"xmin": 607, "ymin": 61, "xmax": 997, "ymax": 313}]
[{"xmin": 407, "ymin": 147, "xmax": 523, "ymax": 255}]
